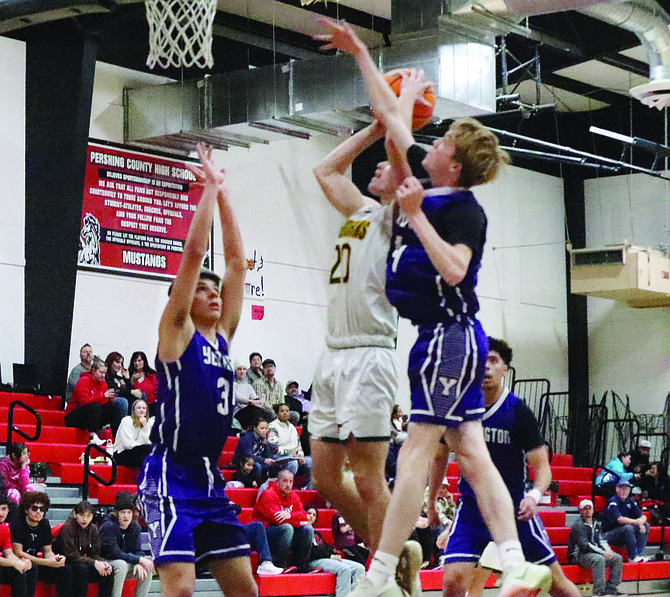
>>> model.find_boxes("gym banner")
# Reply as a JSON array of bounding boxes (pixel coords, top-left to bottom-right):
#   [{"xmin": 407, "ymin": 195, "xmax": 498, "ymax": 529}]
[{"xmin": 78, "ymin": 142, "xmax": 202, "ymax": 279}]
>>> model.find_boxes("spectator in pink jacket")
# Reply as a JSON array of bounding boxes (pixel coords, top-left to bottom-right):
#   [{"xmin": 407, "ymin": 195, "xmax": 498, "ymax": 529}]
[{"xmin": 0, "ymin": 443, "xmax": 35, "ymax": 503}]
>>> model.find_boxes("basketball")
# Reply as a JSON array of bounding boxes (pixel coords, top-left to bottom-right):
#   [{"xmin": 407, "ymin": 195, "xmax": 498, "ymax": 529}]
[{"xmin": 384, "ymin": 68, "xmax": 436, "ymax": 130}]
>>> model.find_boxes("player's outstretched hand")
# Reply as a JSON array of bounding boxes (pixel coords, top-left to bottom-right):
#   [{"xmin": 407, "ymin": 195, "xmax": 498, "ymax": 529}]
[
  {"xmin": 399, "ymin": 69, "xmax": 433, "ymax": 107},
  {"xmin": 314, "ymin": 19, "xmax": 364, "ymax": 56},
  {"xmin": 396, "ymin": 176, "xmax": 424, "ymax": 217},
  {"xmin": 186, "ymin": 143, "xmax": 225, "ymax": 189}
]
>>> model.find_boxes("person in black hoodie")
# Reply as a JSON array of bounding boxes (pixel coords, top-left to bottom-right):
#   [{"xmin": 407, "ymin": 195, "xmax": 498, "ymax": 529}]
[
  {"xmin": 305, "ymin": 506, "xmax": 364, "ymax": 597},
  {"xmin": 99, "ymin": 492, "xmax": 154, "ymax": 597},
  {"xmin": 52, "ymin": 501, "xmax": 113, "ymax": 597}
]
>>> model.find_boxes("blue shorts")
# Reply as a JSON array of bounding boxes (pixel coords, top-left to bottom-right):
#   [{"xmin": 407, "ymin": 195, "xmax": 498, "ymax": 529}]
[
  {"xmin": 408, "ymin": 319, "xmax": 487, "ymax": 428},
  {"xmin": 137, "ymin": 451, "xmax": 251, "ymax": 565},
  {"xmin": 443, "ymin": 497, "xmax": 556, "ymax": 566}
]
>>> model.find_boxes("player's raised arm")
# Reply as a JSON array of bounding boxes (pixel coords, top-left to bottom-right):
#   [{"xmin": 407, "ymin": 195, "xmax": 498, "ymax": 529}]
[
  {"xmin": 313, "ymin": 120, "xmax": 384, "ymax": 218},
  {"xmin": 315, "ymin": 20, "xmax": 418, "ymax": 152},
  {"xmin": 315, "ymin": 19, "xmax": 430, "ymax": 186},
  {"xmin": 158, "ymin": 144, "xmax": 222, "ymax": 362},
  {"xmin": 216, "ymin": 181, "xmax": 246, "ymax": 343}
]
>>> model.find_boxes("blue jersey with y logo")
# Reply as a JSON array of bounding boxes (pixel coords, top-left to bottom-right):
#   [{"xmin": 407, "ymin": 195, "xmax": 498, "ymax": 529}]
[
  {"xmin": 150, "ymin": 330, "xmax": 234, "ymax": 463},
  {"xmin": 386, "ymin": 189, "xmax": 486, "ymax": 325}
]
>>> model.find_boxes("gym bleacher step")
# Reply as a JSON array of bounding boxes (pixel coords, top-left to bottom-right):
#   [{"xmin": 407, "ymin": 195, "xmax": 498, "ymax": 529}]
[{"xmin": 44, "ymin": 486, "xmax": 82, "ymax": 499}]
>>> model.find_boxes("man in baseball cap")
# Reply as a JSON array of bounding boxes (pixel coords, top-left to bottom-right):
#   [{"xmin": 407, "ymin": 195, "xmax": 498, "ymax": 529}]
[
  {"xmin": 601, "ymin": 479, "xmax": 649, "ymax": 562},
  {"xmin": 568, "ymin": 499, "xmax": 624, "ymax": 596},
  {"xmin": 630, "ymin": 439, "xmax": 652, "ymax": 476}
]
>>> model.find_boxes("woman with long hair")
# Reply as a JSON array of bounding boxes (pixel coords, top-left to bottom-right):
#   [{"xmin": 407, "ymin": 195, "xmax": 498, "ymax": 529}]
[
  {"xmin": 113, "ymin": 399, "xmax": 154, "ymax": 468},
  {"xmin": 105, "ymin": 353, "xmax": 142, "ymax": 404},
  {"xmin": 128, "ymin": 352, "xmax": 158, "ymax": 417}
]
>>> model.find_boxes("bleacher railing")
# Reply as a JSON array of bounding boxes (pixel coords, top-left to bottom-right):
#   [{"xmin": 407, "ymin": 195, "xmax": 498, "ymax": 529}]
[
  {"xmin": 6, "ymin": 400, "xmax": 41, "ymax": 448},
  {"xmin": 512, "ymin": 378, "xmax": 550, "ymax": 423},
  {"xmin": 541, "ymin": 391, "xmax": 569, "ymax": 456},
  {"xmin": 82, "ymin": 444, "xmax": 116, "ymax": 501}
]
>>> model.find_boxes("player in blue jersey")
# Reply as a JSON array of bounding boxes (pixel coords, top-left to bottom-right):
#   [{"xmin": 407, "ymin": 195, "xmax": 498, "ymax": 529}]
[
  {"xmin": 438, "ymin": 338, "xmax": 580, "ymax": 597},
  {"xmin": 315, "ymin": 19, "xmax": 551, "ymax": 597},
  {"xmin": 136, "ymin": 144, "xmax": 256, "ymax": 597}
]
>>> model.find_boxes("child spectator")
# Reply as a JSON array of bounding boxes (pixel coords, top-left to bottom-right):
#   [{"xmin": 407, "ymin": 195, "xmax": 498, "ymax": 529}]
[{"xmin": 232, "ymin": 457, "xmax": 260, "ymax": 489}]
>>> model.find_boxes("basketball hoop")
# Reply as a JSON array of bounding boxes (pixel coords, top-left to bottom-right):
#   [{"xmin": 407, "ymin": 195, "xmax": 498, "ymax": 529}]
[{"xmin": 145, "ymin": 0, "xmax": 217, "ymax": 69}]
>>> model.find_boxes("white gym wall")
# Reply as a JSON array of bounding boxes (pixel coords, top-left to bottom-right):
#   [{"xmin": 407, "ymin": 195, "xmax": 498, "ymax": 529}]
[
  {"xmin": 0, "ymin": 36, "xmax": 26, "ymax": 387},
  {"xmin": 585, "ymin": 174, "xmax": 670, "ymax": 414}
]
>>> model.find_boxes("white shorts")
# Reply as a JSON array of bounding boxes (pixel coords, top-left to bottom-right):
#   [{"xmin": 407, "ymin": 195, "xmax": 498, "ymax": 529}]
[{"xmin": 310, "ymin": 345, "xmax": 397, "ymax": 442}]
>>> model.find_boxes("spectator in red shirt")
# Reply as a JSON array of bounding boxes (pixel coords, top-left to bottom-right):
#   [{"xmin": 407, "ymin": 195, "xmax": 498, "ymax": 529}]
[
  {"xmin": 0, "ymin": 493, "xmax": 33, "ymax": 594},
  {"xmin": 64, "ymin": 357, "xmax": 128, "ymax": 444},
  {"xmin": 251, "ymin": 470, "xmax": 316, "ymax": 573},
  {"xmin": 128, "ymin": 352, "xmax": 158, "ymax": 418}
]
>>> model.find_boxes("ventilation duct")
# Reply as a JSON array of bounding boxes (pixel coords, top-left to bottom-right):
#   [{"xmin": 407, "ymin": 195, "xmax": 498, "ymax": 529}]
[
  {"xmin": 124, "ymin": 25, "xmax": 497, "ymax": 152},
  {"xmin": 452, "ymin": 0, "xmax": 670, "ymax": 109},
  {"xmin": 580, "ymin": 2, "xmax": 670, "ymax": 109}
]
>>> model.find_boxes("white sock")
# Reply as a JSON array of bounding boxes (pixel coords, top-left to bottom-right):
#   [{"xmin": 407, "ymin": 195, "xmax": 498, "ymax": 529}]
[
  {"xmin": 498, "ymin": 540, "xmax": 525, "ymax": 571},
  {"xmin": 366, "ymin": 551, "xmax": 399, "ymax": 587}
]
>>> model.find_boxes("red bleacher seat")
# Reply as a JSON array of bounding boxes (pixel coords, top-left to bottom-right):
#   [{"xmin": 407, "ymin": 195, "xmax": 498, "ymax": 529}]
[
  {"xmin": 59, "ymin": 463, "xmax": 138, "ymax": 485},
  {"xmin": 550, "ymin": 466, "xmax": 594, "ymax": 481},
  {"xmin": 219, "ymin": 451, "xmax": 235, "ymax": 467},
  {"xmin": 551, "ymin": 454, "xmax": 573, "ymax": 467},
  {"xmin": 545, "ymin": 527, "xmax": 571, "ymax": 545},
  {"xmin": 538, "ymin": 510, "xmax": 566, "ymax": 527},
  {"xmin": 226, "ymin": 488, "xmax": 257, "ymax": 507},
  {"xmin": 553, "ymin": 545, "xmax": 568, "ymax": 564},
  {"xmin": 0, "ymin": 408, "xmax": 64, "ymax": 427},
  {"xmin": 557, "ymin": 480, "xmax": 592, "ymax": 496},
  {"xmin": 0, "ymin": 393, "xmax": 62, "ymax": 411},
  {"xmin": 255, "ymin": 571, "xmax": 334, "ymax": 596}
]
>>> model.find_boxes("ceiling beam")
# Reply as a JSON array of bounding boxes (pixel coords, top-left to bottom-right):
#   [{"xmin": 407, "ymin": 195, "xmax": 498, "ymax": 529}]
[
  {"xmin": 212, "ymin": 21, "xmax": 320, "ymax": 60},
  {"xmin": 541, "ymin": 73, "xmax": 631, "ymax": 108},
  {"xmin": 598, "ymin": 53, "xmax": 649, "ymax": 78}
]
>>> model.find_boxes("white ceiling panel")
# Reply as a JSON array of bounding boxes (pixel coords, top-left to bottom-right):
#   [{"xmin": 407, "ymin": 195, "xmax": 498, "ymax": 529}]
[
  {"xmin": 619, "ymin": 45, "xmax": 649, "ymax": 63},
  {"xmin": 556, "ymin": 60, "xmax": 648, "ymax": 94},
  {"xmin": 507, "ymin": 79, "xmax": 609, "ymax": 112}
]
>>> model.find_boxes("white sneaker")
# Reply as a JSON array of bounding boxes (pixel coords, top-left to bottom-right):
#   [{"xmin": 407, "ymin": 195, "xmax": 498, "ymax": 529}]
[
  {"xmin": 349, "ymin": 576, "xmax": 408, "ymax": 597},
  {"xmin": 396, "ymin": 540, "xmax": 423, "ymax": 597},
  {"xmin": 257, "ymin": 560, "xmax": 283, "ymax": 575},
  {"xmin": 632, "ymin": 555, "xmax": 649, "ymax": 563},
  {"xmin": 89, "ymin": 432, "xmax": 105, "ymax": 446},
  {"xmin": 500, "ymin": 562, "xmax": 552, "ymax": 597}
]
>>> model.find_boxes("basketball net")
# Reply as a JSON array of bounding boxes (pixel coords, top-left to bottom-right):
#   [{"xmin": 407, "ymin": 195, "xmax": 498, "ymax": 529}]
[{"xmin": 145, "ymin": 0, "xmax": 217, "ymax": 69}]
